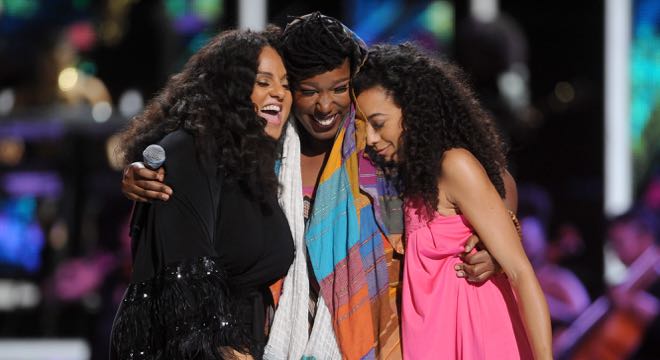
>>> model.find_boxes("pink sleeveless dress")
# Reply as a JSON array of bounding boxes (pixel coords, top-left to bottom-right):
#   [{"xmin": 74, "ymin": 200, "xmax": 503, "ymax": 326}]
[{"xmin": 401, "ymin": 205, "xmax": 533, "ymax": 359}]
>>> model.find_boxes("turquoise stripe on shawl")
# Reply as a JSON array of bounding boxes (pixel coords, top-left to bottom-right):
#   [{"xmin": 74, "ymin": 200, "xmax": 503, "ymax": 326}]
[{"xmin": 305, "ymin": 166, "xmax": 360, "ymax": 279}]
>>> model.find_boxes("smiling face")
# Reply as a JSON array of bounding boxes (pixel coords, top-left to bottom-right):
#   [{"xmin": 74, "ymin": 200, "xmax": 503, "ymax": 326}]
[
  {"xmin": 251, "ymin": 46, "xmax": 292, "ymax": 140},
  {"xmin": 356, "ymin": 86, "xmax": 404, "ymax": 162},
  {"xmin": 292, "ymin": 59, "xmax": 351, "ymax": 141}
]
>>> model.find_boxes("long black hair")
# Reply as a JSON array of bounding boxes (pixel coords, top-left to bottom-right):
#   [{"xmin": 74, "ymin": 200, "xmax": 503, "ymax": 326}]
[
  {"xmin": 119, "ymin": 29, "xmax": 281, "ymax": 201},
  {"xmin": 354, "ymin": 43, "xmax": 508, "ymax": 213}
]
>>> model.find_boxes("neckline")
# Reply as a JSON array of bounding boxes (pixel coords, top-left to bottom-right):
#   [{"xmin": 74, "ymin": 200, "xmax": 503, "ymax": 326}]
[{"xmin": 428, "ymin": 212, "xmax": 466, "ymax": 224}]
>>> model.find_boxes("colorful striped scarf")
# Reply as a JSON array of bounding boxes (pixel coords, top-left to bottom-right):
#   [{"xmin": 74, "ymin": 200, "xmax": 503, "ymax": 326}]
[{"xmin": 306, "ymin": 106, "xmax": 403, "ymax": 359}]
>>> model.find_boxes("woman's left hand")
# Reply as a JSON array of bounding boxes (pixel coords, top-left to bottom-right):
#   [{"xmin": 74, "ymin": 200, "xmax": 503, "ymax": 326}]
[{"xmin": 454, "ymin": 234, "xmax": 501, "ymax": 282}]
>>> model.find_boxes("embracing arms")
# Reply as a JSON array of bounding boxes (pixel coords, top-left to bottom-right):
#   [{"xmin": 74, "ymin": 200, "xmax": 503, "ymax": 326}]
[{"xmin": 120, "ymin": 162, "xmax": 517, "ymax": 283}]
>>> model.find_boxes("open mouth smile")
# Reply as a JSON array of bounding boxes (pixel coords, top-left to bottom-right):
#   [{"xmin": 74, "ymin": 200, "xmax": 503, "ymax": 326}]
[{"xmin": 258, "ymin": 103, "xmax": 284, "ymax": 125}]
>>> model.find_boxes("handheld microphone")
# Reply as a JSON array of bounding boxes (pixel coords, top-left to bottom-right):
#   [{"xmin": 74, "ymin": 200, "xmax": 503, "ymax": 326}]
[
  {"xmin": 142, "ymin": 144, "xmax": 166, "ymax": 170},
  {"xmin": 130, "ymin": 144, "xmax": 167, "ymax": 243}
]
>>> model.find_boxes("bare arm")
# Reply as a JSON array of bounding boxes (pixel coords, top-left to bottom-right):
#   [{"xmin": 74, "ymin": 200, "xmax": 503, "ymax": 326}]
[
  {"xmin": 441, "ymin": 149, "xmax": 552, "ymax": 360},
  {"xmin": 502, "ymin": 169, "xmax": 518, "ymax": 213},
  {"xmin": 455, "ymin": 169, "xmax": 517, "ymax": 282},
  {"xmin": 122, "ymin": 162, "xmax": 173, "ymax": 202}
]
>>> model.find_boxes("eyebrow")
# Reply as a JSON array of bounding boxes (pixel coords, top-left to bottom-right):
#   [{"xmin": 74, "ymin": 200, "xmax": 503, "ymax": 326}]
[
  {"xmin": 299, "ymin": 77, "xmax": 350, "ymax": 87},
  {"xmin": 367, "ymin": 113, "xmax": 387, "ymax": 120},
  {"xmin": 257, "ymin": 71, "xmax": 288, "ymax": 81}
]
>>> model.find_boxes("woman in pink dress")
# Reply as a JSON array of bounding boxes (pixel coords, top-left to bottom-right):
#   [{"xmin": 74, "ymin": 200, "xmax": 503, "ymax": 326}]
[{"xmin": 353, "ymin": 43, "xmax": 552, "ymax": 359}]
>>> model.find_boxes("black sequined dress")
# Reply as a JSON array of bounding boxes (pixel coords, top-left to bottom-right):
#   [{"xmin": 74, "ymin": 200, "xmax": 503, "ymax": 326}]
[{"xmin": 110, "ymin": 130, "xmax": 294, "ymax": 359}]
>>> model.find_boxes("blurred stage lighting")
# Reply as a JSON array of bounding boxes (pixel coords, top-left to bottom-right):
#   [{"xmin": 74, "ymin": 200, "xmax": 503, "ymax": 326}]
[
  {"xmin": 78, "ymin": 61, "xmax": 97, "ymax": 76},
  {"xmin": 554, "ymin": 82, "xmax": 575, "ymax": 103},
  {"xmin": 0, "ymin": 339, "xmax": 90, "ymax": 360},
  {"xmin": 604, "ymin": 0, "xmax": 632, "ymax": 216},
  {"xmin": 3, "ymin": 0, "xmax": 38, "ymax": 18},
  {"xmin": 118, "ymin": 89, "xmax": 143, "ymax": 118},
  {"xmin": 470, "ymin": 0, "xmax": 498, "ymax": 23},
  {"xmin": 423, "ymin": 1, "xmax": 454, "ymax": 40},
  {"xmin": 0, "ymin": 196, "xmax": 45, "ymax": 273},
  {"xmin": 0, "ymin": 137, "xmax": 25, "ymax": 166},
  {"xmin": 498, "ymin": 70, "xmax": 527, "ymax": 107},
  {"xmin": 194, "ymin": 0, "xmax": 223, "ymax": 22},
  {"xmin": 166, "ymin": 0, "xmax": 224, "ymax": 34},
  {"xmin": 189, "ymin": 31, "xmax": 213, "ymax": 53},
  {"xmin": 0, "ymin": 89, "xmax": 15, "ymax": 115},
  {"xmin": 630, "ymin": 0, "xmax": 660, "ymax": 194},
  {"xmin": 72, "ymin": 0, "xmax": 92, "ymax": 11},
  {"xmin": 58, "ymin": 67, "xmax": 79, "ymax": 92},
  {"xmin": 350, "ymin": 0, "xmax": 454, "ymax": 52},
  {"xmin": 67, "ymin": 21, "xmax": 96, "ymax": 52},
  {"xmin": 2, "ymin": 172, "xmax": 62, "ymax": 198},
  {"xmin": 92, "ymin": 101, "xmax": 112, "ymax": 123},
  {"xmin": 49, "ymin": 220, "xmax": 69, "ymax": 251},
  {"xmin": 0, "ymin": 280, "xmax": 40, "ymax": 310}
]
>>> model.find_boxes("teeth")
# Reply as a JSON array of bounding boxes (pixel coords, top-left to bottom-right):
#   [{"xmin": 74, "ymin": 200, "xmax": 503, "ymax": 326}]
[
  {"xmin": 315, "ymin": 114, "xmax": 335, "ymax": 126},
  {"xmin": 262, "ymin": 104, "xmax": 281, "ymax": 112}
]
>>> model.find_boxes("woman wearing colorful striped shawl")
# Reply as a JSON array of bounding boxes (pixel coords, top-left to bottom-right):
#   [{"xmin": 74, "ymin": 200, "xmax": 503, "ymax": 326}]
[
  {"xmin": 263, "ymin": 13, "xmax": 401, "ymax": 360},
  {"xmin": 120, "ymin": 13, "xmax": 507, "ymax": 360}
]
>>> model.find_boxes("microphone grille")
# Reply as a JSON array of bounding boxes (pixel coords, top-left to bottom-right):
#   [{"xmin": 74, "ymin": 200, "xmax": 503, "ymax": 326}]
[{"xmin": 142, "ymin": 144, "xmax": 166, "ymax": 169}]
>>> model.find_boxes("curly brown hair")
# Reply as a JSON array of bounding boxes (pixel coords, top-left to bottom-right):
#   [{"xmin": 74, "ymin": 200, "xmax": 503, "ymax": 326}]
[
  {"xmin": 353, "ymin": 43, "xmax": 508, "ymax": 213},
  {"xmin": 118, "ymin": 29, "xmax": 283, "ymax": 201}
]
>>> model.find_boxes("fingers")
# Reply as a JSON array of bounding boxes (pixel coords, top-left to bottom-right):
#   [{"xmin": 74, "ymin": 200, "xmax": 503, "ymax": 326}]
[
  {"xmin": 134, "ymin": 180, "xmax": 173, "ymax": 196},
  {"xmin": 464, "ymin": 234, "xmax": 479, "ymax": 253},
  {"xmin": 130, "ymin": 183, "xmax": 170, "ymax": 201},
  {"xmin": 454, "ymin": 263, "xmax": 466, "ymax": 278},
  {"xmin": 138, "ymin": 188, "xmax": 170, "ymax": 201},
  {"xmin": 467, "ymin": 270, "xmax": 493, "ymax": 283},
  {"xmin": 456, "ymin": 248, "xmax": 498, "ymax": 283},
  {"xmin": 464, "ymin": 249, "xmax": 502, "ymax": 274},
  {"xmin": 122, "ymin": 162, "xmax": 169, "ymax": 202},
  {"xmin": 454, "ymin": 262, "xmax": 493, "ymax": 283},
  {"xmin": 463, "ymin": 249, "xmax": 490, "ymax": 265},
  {"xmin": 123, "ymin": 184, "xmax": 153, "ymax": 202},
  {"xmin": 134, "ymin": 167, "xmax": 164, "ymax": 181},
  {"xmin": 122, "ymin": 176, "xmax": 137, "ymax": 201},
  {"xmin": 156, "ymin": 167, "xmax": 166, "ymax": 180}
]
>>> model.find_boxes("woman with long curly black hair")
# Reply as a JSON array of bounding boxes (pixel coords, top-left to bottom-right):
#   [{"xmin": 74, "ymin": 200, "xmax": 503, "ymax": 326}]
[
  {"xmin": 110, "ymin": 29, "xmax": 294, "ymax": 359},
  {"xmin": 353, "ymin": 43, "xmax": 552, "ymax": 360}
]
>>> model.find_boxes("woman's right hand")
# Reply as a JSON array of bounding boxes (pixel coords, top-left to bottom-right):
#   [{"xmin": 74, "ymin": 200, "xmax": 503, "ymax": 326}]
[{"xmin": 121, "ymin": 162, "xmax": 173, "ymax": 202}]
